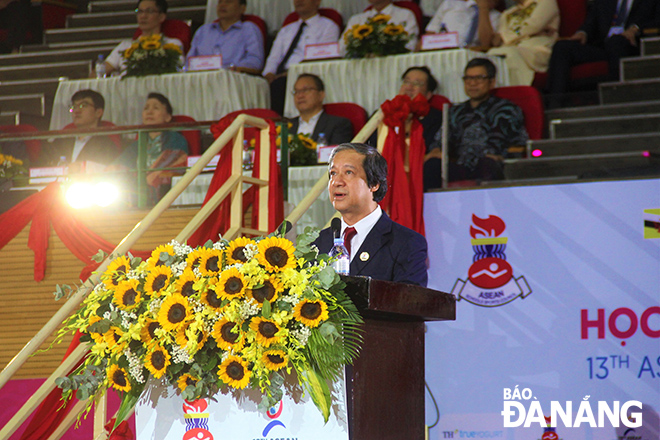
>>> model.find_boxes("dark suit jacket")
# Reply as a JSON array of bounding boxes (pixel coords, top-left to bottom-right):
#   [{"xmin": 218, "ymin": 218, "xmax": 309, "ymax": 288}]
[
  {"xmin": 290, "ymin": 111, "xmax": 353, "ymax": 145},
  {"xmin": 581, "ymin": 0, "xmax": 660, "ymax": 47},
  {"xmin": 314, "ymin": 212, "xmax": 428, "ymax": 287},
  {"xmin": 40, "ymin": 135, "xmax": 121, "ymax": 167}
]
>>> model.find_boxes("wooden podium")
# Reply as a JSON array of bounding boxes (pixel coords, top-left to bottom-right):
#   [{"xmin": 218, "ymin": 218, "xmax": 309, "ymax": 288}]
[{"xmin": 341, "ymin": 276, "xmax": 456, "ymax": 440}]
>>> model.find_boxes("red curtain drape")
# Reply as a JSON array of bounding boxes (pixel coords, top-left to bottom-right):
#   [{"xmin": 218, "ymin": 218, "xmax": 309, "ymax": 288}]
[{"xmin": 378, "ymin": 94, "xmax": 428, "ymax": 235}]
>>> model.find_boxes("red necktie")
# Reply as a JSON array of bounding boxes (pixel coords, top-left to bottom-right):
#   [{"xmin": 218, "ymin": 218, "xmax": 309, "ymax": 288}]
[{"xmin": 343, "ymin": 227, "xmax": 357, "ymax": 257}]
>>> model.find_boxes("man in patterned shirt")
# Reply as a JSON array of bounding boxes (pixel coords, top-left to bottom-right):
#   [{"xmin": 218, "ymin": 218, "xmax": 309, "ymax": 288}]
[{"xmin": 424, "ymin": 58, "xmax": 527, "ymax": 189}]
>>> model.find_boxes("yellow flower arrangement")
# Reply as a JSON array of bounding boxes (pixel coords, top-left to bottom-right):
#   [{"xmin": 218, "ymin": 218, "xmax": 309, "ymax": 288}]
[
  {"xmin": 0, "ymin": 152, "xmax": 28, "ymax": 186},
  {"xmin": 121, "ymin": 33, "xmax": 182, "ymax": 78},
  {"xmin": 344, "ymin": 14, "xmax": 411, "ymax": 59},
  {"xmin": 54, "ymin": 232, "xmax": 363, "ymax": 428}
]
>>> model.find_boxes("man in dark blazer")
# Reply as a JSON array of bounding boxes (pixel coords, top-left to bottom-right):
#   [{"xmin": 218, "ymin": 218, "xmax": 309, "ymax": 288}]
[
  {"xmin": 546, "ymin": 0, "xmax": 660, "ymax": 108},
  {"xmin": 313, "ymin": 143, "xmax": 428, "ymax": 287},
  {"xmin": 40, "ymin": 89, "xmax": 121, "ymax": 169},
  {"xmin": 290, "ymin": 73, "xmax": 353, "ymax": 146}
]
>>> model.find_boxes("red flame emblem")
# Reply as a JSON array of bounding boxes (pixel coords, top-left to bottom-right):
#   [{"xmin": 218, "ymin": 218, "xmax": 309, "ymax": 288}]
[
  {"xmin": 182, "ymin": 399, "xmax": 208, "ymax": 414},
  {"xmin": 183, "ymin": 428, "xmax": 214, "ymax": 440},
  {"xmin": 470, "ymin": 215, "xmax": 506, "ymax": 239}
]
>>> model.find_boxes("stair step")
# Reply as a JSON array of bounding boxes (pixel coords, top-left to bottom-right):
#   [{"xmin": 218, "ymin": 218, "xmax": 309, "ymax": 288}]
[
  {"xmin": 529, "ymin": 132, "xmax": 660, "ymax": 157},
  {"xmin": 621, "ymin": 55, "xmax": 660, "ymax": 81},
  {"xmin": 599, "ymin": 78, "xmax": 660, "ymax": 104},
  {"xmin": 0, "ymin": 94, "xmax": 45, "ymax": 116},
  {"xmin": 0, "ymin": 61, "xmax": 91, "ymax": 82},
  {"xmin": 550, "ymin": 113, "xmax": 660, "ymax": 139},
  {"xmin": 642, "ymin": 37, "xmax": 660, "ymax": 56},
  {"xmin": 0, "ymin": 111, "xmax": 19, "ymax": 125},
  {"xmin": 0, "ymin": 46, "xmax": 114, "ymax": 67},
  {"xmin": 88, "ymin": 0, "xmax": 206, "ymax": 13},
  {"xmin": 546, "ymin": 99, "xmax": 660, "ymax": 121},
  {"xmin": 44, "ymin": 24, "xmax": 135, "ymax": 45},
  {"xmin": 504, "ymin": 152, "xmax": 658, "ymax": 180},
  {"xmin": 67, "ymin": 6, "xmax": 205, "ymax": 28}
]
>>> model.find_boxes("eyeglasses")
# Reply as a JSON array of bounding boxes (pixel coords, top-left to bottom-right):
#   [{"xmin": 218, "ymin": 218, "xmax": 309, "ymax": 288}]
[
  {"xmin": 135, "ymin": 8, "xmax": 161, "ymax": 15},
  {"xmin": 462, "ymin": 75, "xmax": 493, "ymax": 83},
  {"xmin": 292, "ymin": 87, "xmax": 319, "ymax": 95},
  {"xmin": 69, "ymin": 102, "xmax": 95, "ymax": 112},
  {"xmin": 402, "ymin": 79, "xmax": 426, "ymax": 88}
]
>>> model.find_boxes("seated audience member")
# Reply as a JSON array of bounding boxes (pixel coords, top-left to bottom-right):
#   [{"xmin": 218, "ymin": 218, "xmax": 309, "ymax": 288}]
[
  {"xmin": 290, "ymin": 73, "xmax": 352, "ymax": 145},
  {"xmin": 41, "ymin": 90, "xmax": 121, "ymax": 168},
  {"xmin": 546, "ymin": 0, "xmax": 660, "ymax": 108},
  {"xmin": 424, "ymin": 58, "xmax": 528, "ymax": 189},
  {"xmin": 479, "ymin": 0, "xmax": 559, "ymax": 85},
  {"xmin": 340, "ymin": 0, "xmax": 419, "ymax": 55},
  {"xmin": 186, "ymin": 0, "xmax": 264, "ymax": 73},
  {"xmin": 263, "ymin": 0, "xmax": 340, "ymax": 115},
  {"xmin": 104, "ymin": 0, "xmax": 184, "ymax": 76},
  {"xmin": 425, "ymin": 0, "xmax": 500, "ymax": 48}
]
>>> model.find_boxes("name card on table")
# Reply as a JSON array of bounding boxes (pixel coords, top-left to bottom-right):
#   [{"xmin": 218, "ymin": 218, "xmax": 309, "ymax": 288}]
[
  {"xmin": 187, "ymin": 154, "xmax": 221, "ymax": 171},
  {"xmin": 304, "ymin": 42, "xmax": 340, "ymax": 61},
  {"xmin": 29, "ymin": 166, "xmax": 67, "ymax": 184},
  {"xmin": 421, "ymin": 32, "xmax": 459, "ymax": 51},
  {"xmin": 317, "ymin": 145, "xmax": 335, "ymax": 164},
  {"xmin": 188, "ymin": 55, "xmax": 223, "ymax": 71}
]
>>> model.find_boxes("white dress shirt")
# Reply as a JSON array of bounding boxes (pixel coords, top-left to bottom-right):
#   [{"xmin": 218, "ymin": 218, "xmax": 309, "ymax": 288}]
[
  {"xmin": 426, "ymin": 0, "xmax": 501, "ymax": 47},
  {"xmin": 340, "ymin": 3, "xmax": 419, "ymax": 55},
  {"xmin": 297, "ymin": 109, "xmax": 323, "ymax": 136},
  {"xmin": 342, "ymin": 205, "xmax": 383, "ymax": 262},
  {"xmin": 262, "ymin": 14, "xmax": 340, "ymax": 76}
]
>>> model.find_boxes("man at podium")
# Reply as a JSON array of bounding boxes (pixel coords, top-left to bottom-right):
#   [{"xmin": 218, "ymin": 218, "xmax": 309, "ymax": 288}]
[{"xmin": 314, "ymin": 143, "xmax": 428, "ymax": 286}]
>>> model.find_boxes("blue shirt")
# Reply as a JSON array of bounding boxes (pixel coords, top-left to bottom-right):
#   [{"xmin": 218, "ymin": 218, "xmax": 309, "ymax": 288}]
[{"xmin": 186, "ymin": 20, "xmax": 264, "ymax": 70}]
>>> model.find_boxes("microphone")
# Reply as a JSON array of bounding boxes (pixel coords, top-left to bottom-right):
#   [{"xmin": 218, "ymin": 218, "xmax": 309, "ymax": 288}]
[{"xmin": 331, "ymin": 217, "xmax": 341, "ymax": 239}]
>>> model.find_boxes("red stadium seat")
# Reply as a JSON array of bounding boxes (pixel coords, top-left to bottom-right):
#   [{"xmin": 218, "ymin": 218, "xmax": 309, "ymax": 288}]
[
  {"xmin": 282, "ymin": 8, "xmax": 344, "ymax": 30},
  {"xmin": 0, "ymin": 124, "xmax": 41, "ymax": 164},
  {"xmin": 134, "ymin": 19, "xmax": 191, "ymax": 54},
  {"xmin": 171, "ymin": 115, "xmax": 201, "ymax": 156},
  {"xmin": 323, "ymin": 102, "xmax": 367, "ymax": 138},
  {"xmin": 429, "ymin": 94, "xmax": 451, "ymax": 111},
  {"xmin": 492, "ymin": 86, "xmax": 544, "ymax": 141}
]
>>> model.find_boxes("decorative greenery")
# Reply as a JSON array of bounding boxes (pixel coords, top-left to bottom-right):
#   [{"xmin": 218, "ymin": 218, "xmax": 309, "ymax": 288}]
[
  {"xmin": 54, "ymin": 228, "xmax": 362, "ymax": 429},
  {"xmin": 274, "ymin": 123, "xmax": 318, "ymax": 166},
  {"xmin": 122, "ymin": 34, "xmax": 182, "ymax": 78},
  {"xmin": 344, "ymin": 14, "xmax": 410, "ymax": 59},
  {"xmin": 0, "ymin": 153, "xmax": 26, "ymax": 180}
]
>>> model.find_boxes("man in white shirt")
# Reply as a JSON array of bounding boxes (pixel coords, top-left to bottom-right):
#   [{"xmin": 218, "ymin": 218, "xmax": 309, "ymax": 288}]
[
  {"xmin": 425, "ymin": 0, "xmax": 500, "ymax": 48},
  {"xmin": 290, "ymin": 73, "xmax": 353, "ymax": 145},
  {"xmin": 340, "ymin": 0, "xmax": 419, "ymax": 55},
  {"xmin": 263, "ymin": 0, "xmax": 340, "ymax": 114}
]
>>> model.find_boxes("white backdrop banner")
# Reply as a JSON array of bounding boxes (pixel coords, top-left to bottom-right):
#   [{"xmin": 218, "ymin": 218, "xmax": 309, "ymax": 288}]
[{"xmin": 423, "ymin": 178, "xmax": 660, "ymax": 440}]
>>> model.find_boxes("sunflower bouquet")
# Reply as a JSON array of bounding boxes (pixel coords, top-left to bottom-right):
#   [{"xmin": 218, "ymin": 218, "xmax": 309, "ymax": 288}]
[
  {"xmin": 0, "ymin": 153, "xmax": 26, "ymax": 181},
  {"xmin": 122, "ymin": 33, "xmax": 183, "ymax": 78},
  {"xmin": 54, "ymin": 229, "xmax": 362, "ymax": 429},
  {"xmin": 275, "ymin": 123, "xmax": 318, "ymax": 166},
  {"xmin": 344, "ymin": 14, "xmax": 410, "ymax": 59}
]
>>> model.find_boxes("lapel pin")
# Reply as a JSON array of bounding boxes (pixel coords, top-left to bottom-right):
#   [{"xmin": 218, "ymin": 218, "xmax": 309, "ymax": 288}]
[{"xmin": 359, "ymin": 252, "xmax": 369, "ymax": 262}]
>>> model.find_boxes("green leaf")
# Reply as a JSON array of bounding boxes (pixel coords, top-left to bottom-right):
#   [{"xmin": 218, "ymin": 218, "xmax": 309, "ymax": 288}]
[
  {"xmin": 301, "ymin": 368, "xmax": 331, "ymax": 423},
  {"xmin": 91, "ymin": 249, "xmax": 107, "ymax": 263},
  {"xmin": 313, "ymin": 266, "xmax": 338, "ymax": 290},
  {"xmin": 262, "ymin": 300, "xmax": 271, "ymax": 318},
  {"xmin": 319, "ymin": 322, "xmax": 339, "ymax": 342},
  {"xmin": 114, "ymin": 384, "xmax": 145, "ymax": 431}
]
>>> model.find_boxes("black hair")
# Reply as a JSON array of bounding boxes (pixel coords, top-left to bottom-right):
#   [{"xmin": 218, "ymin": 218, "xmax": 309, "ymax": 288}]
[
  {"xmin": 146, "ymin": 92, "xmax": 173, "ymax": 115},
  {"xmin": 401, "ymin": 66, "xmax": 438, "ymax": 93},
  {"xmin": 71, "ymin": 89, "xmax": 105, "ymax": 110},
  {"xmin": 136, "ymin": 0, "xmax": 168, "ymax": 13},
  {"xmin": 329, "ymin": 143, "xmax": 388, "ymax": 203},
  {"xmin": 464, "ymin": 58, "xmax": 497, "ymax": 78},
  {"xmin": 296, "ymin": 73, "xmax": 325, "ymax": 92}
]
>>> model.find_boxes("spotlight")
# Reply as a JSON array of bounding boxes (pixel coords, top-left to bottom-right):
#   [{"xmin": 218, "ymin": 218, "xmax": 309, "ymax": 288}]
[
  {"xmin": 95, "ymin": 182, "xmax": 120, "ymax": 207},
  {"xmin": 65, "ymin": 181, "xmax": 120, "ymax": 209}
]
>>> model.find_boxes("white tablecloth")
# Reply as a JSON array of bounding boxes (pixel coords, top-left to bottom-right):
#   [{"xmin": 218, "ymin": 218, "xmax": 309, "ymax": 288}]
[
  {"xmin": 50, "ymin": 70, "xmax": 269, "ymax": 129},
  {"xmin": 205, "ymin": 0, "xmax": 370, "ymax": 34},
  {"xmin": 172, "ymin": 165, "xmax": 331, "ymax": 232},
  {"xmin": 284, "ymin": 49, "xmax": 510, "ymax": 117}
]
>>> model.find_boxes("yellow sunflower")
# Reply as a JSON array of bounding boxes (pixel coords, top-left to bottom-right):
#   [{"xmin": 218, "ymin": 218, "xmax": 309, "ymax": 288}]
[
  {"xmin": 247, "ymin": 277, "xmax": 283, "ymax": 306},
  {"xmin": 370, "ymin": 13, "xmax": 391, "ymax": 24},
  {"xmin": 185, "ymin": 248, "xmax": 206, "ymax": 270},
  {"xmin": 107, "ymin": 364, "xmax": 131, "ymax": 392},
  {"xmin": 299, "ymin": 134, "xmax": 317, "ymax": 150},
  {"xmin": 200, "ymin": 285, "xmax": 225, "ymax": 311},
  {"xmin": 262, "ymin": 349, "xmax": 288, "ymax": 371},
  {"xmin": 353, "ymin": 24, "xmax": 374, "ymax": 40},
  {"xmin": 144, "ymin": 346, "xmax": 171, "ymax": 379},
  {"xmin": 225, "ymin": 237, "xmax": 255, "ymax": 265},
  {"xmin": 146, "ymin": 244, "xmax": 175, "ymax": 269},
  {"xmin": 141, "ymin": 39, "xmax": 161, "ymax": 50},
  {"xmin": 140, "ymin": 318, "xmax": 161, "ymax": 345},
  {"xmin": 113, "ymin": 279, "xmax": 141, "ymax": 311},
  {"xmin": 177, "ymin": 373, "xmax": 198, "ymax": 392},
  {"xmin": 198, "ymin": 248, "xmax": 224, "ymax": 277},
  {"xmin": 175, "ymin": 323, "xmax": 208, "ymax": 351},
  {"xmin": 157, "ymin": 293, "xmax": 192, "ymax": 332},
  {"xmin": 175, "ymin": 268, "xmax": 198, "ymax": 297},
  {"xmin": 383, "ymin": 24, "xmax": 405, "ymax": 36},
  {"xmin": 212, "ymin": 318, "xmax": 244, "ymax": 351},
  {"xmin": 123, "ymin": 42, "xmax": 139, "ymax": 59},
  {"xmin": 87, "ymin": 315, "xmax": 105, "ymax": 344},
  {"xmin": 104, "ymin": 327, "xmax": 126, "ymax": 353},
  {"xmin": 144, "ymin": 265, "xmax": 173, "ymax": 297},
  {"xmin": 218, "ymin": 355, "xmax": 250, "ymax": 389},
  {"xmin": 256, "ymin": 237, "xmax": 296, "ymax": 272},
  {"xmin": 293, "ymin": 299, "xmax": 329, "ymax": 328},
  {"xmin": 103, "ymin": 255, "xmax": 131, "ymax": 289},
  {"xmin": 215, "ymin": 267, "xmax": 246, "ymax": 301},
  {"xmin": 249, "ymin": 317, "xmax": 281, "ymax": 347},
  {"xmin": 163, "ymin": 43, "xmax": 182, "ymax": 53}
]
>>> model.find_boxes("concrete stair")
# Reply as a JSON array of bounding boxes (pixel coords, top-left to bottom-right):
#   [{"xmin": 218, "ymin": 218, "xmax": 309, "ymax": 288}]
[
  {"xmin": 66, "ymin": 6, "xmax": 204, "ymax": 28},
  {"xmin": 599, "ymin": 78, "xmax": 660, "ymax": 104},
  {"xmin": 642, "ymin": 37, "xmax": 660, "ymax": 56},
  {"xmin": 0, "ymin": 61, "xmax": 91, "ymax": 82},
  {"xmin": 0, "ymin": 94, "xmax": 45, "ymax": 117},
  {"xmin": 621, "ymin": 55, "xmax": 660, "ymax": 81},
  {"xmin": 528, "ymin": 132, "xmax": 660, "ymax": 157},
  {"xmin": 549, "ymin": 113, "xmax": 660, "ymax": 139},
  {"xmin": 545, "ymin": 100, "xmax": 660, "ymax": 120},
  {"xmin": 0, "ymin": 46, "xmax": 114, "ymax": 66},
  {"xmin": 88, "ymin": 0, "xmax": 207, "ymax": 13},
  {"xmin": 44, "ymin": 24, "xmax": 135, "ymax": 45}
]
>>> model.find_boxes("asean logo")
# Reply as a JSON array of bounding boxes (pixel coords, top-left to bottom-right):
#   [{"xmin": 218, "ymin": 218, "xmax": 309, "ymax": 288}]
[{"xmin": 451, "ymin": 214, "xmax": 531, "ymax": 307}]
